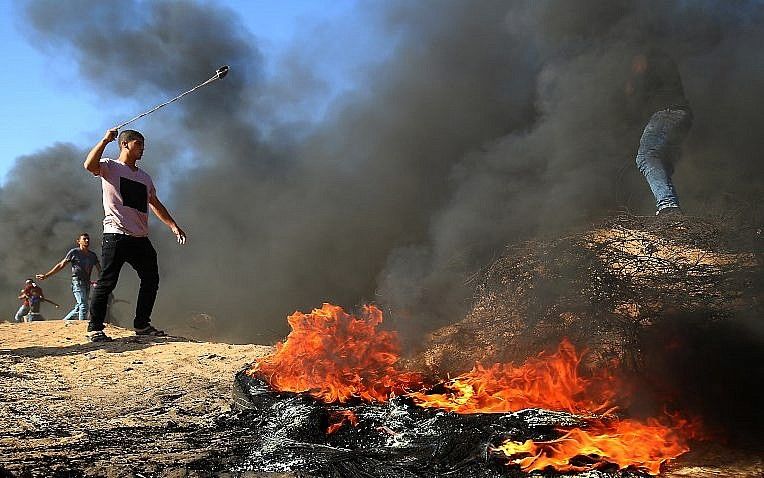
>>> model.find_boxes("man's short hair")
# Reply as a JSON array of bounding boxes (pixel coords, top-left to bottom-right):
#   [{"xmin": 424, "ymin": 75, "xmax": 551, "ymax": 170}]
[{"xmin": 118, "ymin": 130, "xmax": 144, "ymax": 146}]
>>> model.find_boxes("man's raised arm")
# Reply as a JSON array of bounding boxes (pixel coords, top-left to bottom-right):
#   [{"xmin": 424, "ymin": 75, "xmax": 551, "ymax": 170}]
[{"xmin": 84, "ymin": 129, "xmax": 118, "ymax": 175}]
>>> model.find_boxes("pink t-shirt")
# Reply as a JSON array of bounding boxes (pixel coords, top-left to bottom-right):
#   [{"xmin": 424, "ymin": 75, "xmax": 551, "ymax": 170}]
[{"xmin": 97, "ymin": 159, "xmax": 156, "ymax": 237}]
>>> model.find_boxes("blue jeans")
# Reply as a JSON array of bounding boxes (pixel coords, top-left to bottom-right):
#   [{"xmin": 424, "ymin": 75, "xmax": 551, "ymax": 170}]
[
  {"xmin": 635, "ymin": 108, "xmax": 692, "ymax": 211},
  {"xmin": 63, "ymin": 278, "xmax": 90, "ymax": 321},
  {"xmin": 14, "ymin": 305, "xmax": 29, "ymax": 323},
  {"xmin": 15, "ymin": 303, "xmax": 42, "ymax": 322}
]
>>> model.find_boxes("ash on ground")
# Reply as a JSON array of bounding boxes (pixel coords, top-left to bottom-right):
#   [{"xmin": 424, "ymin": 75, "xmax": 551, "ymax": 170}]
[{"xmin": 232, "ymin": 373, "xmax": 645, "ymax": 478}]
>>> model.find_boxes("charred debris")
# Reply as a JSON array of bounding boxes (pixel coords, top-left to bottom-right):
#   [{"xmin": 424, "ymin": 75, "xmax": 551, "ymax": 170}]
[{"xmin": 231, "ymin": 373, "xmax": 644, "ymax": 478}]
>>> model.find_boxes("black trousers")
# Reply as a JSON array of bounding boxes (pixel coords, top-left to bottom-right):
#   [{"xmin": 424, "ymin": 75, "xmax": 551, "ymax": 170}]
[{"xmin": 89, "ymin": 233, "xmax": 159, "ymax": 332}]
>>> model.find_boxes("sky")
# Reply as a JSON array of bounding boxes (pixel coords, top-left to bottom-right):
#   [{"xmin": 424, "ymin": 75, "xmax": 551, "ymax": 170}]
[{"xmin": 0, "ymin": 0, "xmax": 359, "ymax": 184}]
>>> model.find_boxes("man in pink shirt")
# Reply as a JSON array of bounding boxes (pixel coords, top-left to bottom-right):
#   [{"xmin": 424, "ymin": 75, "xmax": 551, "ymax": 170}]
[{"xmin": 83, "ymin": 129, "xmax": 186, "ymax": 342}]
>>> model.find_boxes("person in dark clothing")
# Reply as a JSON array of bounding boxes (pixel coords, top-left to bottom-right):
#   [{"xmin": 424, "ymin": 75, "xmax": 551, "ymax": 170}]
[
  {"xmin": 83, "ymin": 129, "xmax": 186, "ymax": 342},
  {"xmin": 626, "ymin": 48, "xmax": 693, "ymax": 215}
]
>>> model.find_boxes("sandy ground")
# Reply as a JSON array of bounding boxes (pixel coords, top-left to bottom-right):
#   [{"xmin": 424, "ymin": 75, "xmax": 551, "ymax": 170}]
[
  {"xmin": 0, "ymin": 320, "xmax": 302, "ymax": 477},
  {"xmin": 1, "ymin": 321, "xmax": 762, "ymax": 478}
]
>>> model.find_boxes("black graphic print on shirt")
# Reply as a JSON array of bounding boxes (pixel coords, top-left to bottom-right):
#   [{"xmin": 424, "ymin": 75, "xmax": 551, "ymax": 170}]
[{"xmin": 120, "ymin": 177, "xmax": 148, "ymax": 213}]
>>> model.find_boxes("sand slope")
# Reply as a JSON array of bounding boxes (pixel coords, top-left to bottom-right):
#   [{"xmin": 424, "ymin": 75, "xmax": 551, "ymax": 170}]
[{"xmin": 0, "ymin": 320, "xmax": 300, "ymax": 477}]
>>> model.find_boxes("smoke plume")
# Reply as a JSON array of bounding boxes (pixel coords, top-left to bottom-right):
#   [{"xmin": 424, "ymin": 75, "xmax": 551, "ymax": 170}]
[{"xmin": 1, "ymin": 0, "xmax": 762, "ymax": 343}]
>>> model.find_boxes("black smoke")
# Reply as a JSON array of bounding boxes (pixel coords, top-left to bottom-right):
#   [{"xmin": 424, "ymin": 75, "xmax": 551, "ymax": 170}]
[
  {"xmin": 0, "ymin": 144, "xmax": 102, "ymax": 320},
  {"xmin": 1, "ymin": 0, "xmax": 762, "ymax": 343}
]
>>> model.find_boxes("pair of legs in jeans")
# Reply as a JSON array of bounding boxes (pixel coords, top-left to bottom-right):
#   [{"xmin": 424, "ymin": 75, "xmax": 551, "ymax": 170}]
[
  {"xmin": 635, "ymin": 108, "xmax": 693, "ymax": 213},
  {"xmin": 89, "ymin": 234, "xmax": 159, "ymax": 333},
  {"xmin": 14, "ymin": 305, "xmax": 28, "ymax": 322},
  {"xmin": 14, "ymin": 300, "xmax": 42, "ymax": 322},
  {"xmin": 63, "ymin": 278, "xmax": 90, "ymax": 321}
]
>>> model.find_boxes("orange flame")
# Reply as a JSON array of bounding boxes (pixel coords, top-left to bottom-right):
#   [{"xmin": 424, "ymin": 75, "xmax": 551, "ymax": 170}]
[
  {"xmin": 493, "ymin": 414, "xmax": 701, "ymax": 474},
  {"xmin": 247, "ymin": 303, "xmax": 422, "ymax": 403},
  {"xmin": 252, "ymin": 304, "xmax": 704, "ymax": 475},
  {"xmin": 327, "ymin": 410, "xmax": 359, "ymax": 434},
  {"xmin": 408, "ymin": 339, "xmax": 619, "ymax": 414}
]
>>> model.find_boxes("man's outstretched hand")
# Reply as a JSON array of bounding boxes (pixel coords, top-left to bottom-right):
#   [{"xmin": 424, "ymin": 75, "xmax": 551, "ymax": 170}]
[{"xmin": 172, "ymin": 225, "xmax": 187, "ymax": 245}]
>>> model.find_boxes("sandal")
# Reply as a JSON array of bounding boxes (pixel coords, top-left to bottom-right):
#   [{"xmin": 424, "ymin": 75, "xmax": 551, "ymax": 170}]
[
  {"xmin": 135, "ymin": 325, "xmax": 167, "ymax": 337},
  {"xmin": 87, "ymin": 330, "xmax": 113, "ymax": 342}
]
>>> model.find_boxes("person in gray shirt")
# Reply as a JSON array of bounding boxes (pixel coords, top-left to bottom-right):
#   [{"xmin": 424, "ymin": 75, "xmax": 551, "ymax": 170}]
[{"xmin": 37, "ymin": 233, "xmax": 101, "ymax": 321}]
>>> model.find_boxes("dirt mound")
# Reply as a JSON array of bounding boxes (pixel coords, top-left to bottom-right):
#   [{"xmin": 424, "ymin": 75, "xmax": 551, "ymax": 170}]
[
  {"xmin": 416, "ymin": 214, "xmax": 764, "ymax": 447},
  {"xmin": 419, "ymin": 213, "xmax": 762, "ymax": 373}
]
